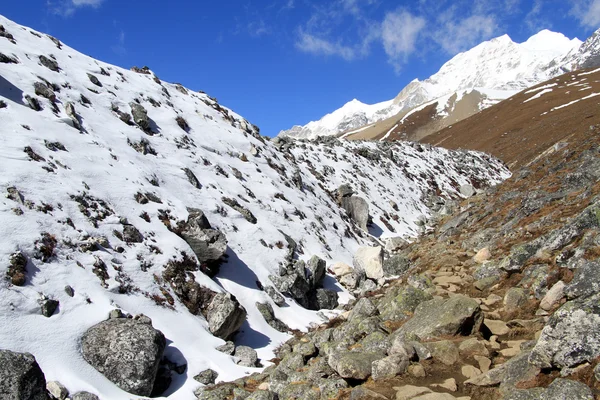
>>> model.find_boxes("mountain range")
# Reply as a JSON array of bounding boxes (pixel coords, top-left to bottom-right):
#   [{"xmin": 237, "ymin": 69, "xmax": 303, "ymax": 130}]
[{"xmin": 279, "ymin": 28, "xmax": 600, "ymax": 142}]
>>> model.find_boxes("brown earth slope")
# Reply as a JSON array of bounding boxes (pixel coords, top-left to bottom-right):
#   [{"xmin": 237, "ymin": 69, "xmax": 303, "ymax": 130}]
[{"xmin": 421, "ymin": 68, "xmax": 600, "ymax": 169}]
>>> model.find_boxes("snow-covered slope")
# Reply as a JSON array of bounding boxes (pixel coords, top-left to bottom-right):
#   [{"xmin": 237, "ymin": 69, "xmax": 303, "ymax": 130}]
[
  {"xmin": 279, "ymin": 30, "xmax": 584, "ymax": 140},
  {"xmin": 0, "ymin": 15, "xmax": 510, "ymax": 399}
]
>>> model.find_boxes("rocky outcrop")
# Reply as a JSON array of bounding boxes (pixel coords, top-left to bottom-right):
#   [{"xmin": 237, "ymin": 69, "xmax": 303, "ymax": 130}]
[
  {"xmin": 81, "ymin": 316, "xmax": 166, "ymax": 396},
  {"xmin": 206, "ymin": 293, "xmax": 247, "ymax": 340},
  {"xmin": 0, "ymin": 350, "xmax": 48, "ymax": 400}
]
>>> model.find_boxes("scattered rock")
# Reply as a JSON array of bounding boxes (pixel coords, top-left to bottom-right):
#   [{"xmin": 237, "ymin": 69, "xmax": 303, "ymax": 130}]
[
  {"xmin": 328, "ymin": 351, "xmax": 383, "ymax": 380},
  {"xmin": 473, "ymin": 247, "xmax": 491, "ymax": 263},
  {"xmin": 539, "ymin": 280, "xmax": 565, "ymax": 311},
  {"xmin": 7, "ymin": 251, "xmax": 27, "ymax": 286},
  {"xmin": 372, "ymin": 354, "xmax": 409, "ymax": 380},
  {"xmin": 41, "ymin": 298, "xmax": 59, "ymax": 317},
  {"xmin": 340, "ymin": 194, "xmax": 370, "ymax": 231},
  {"xmin": 87, "ymin": 73, "xmax": 102, "ymax": 87},
  {"xmin": 70, "ymin": 392, "xmax": 100, "ymax": 400},
  {"xmin": 47, "ymin": 380, "xmax": 69, "ymax": 400},
  {"xmin": 130, "ymin": 102, "xmax": 151, "ymax": 132}
]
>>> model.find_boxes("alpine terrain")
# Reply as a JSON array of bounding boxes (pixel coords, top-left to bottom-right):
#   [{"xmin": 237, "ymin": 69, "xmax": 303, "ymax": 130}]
[{"xmin": 1, "ymin": 12, "xmax": 600, "ymax": 400}]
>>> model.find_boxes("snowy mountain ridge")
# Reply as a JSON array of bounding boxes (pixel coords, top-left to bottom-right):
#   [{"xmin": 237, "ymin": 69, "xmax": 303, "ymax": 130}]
[
  {"xmin": 279, "ymin": 29, "xmax": 593, "ymax": 140},
  {"xmin": 0, "ymin": 15, "xmax": 510, "ymax": 399}
]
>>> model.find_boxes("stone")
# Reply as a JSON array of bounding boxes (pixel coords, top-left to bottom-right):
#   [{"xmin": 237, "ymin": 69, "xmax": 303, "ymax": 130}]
[
  {"xmin": 461, "ymin": 365, "xmax": 482, "ymax": 379},
  {"xmin": 408, "ymin": 364, "xmax": 426, "ymax": 378},
  {"xmin": 331, "ymin": 262, "xmax": 353, "ymax": 277},
  {"xmin": 180, "ymin": 210, "xmax": 228, "ymax": 270},
  {"xmin": 235, "ymin": 346, "xmax": 259, "ymax": 367},
  {"xmin": 0, "ymin": 350, "xmax": 47, "ymax": 400},
  {"xmin": 397, "ymin": 295, "xmax": 482, "ymax": 340},
  {"xmin": 278, "ymin": 383, "xmax": 319, "ymax": 400},
  {"xmin": 564, "ymin": 260, "xmax": 600, "ymax": 299},
  {"xmin": 256, "ymin": 302, "xmax": 288, "ymax": 332},
  {"xmin": 353, "ymin": 246, "xmax": 384, "ymax": 280},
  {"xmin": 130, "ymin": 102, "xmax": 150, "ymax": 132},
  {"xmin": 328, "ymin": 351, "xmax": 383, "ymax": 380},
  {"xmin": 70, "ymin": 392, "xmax": 100, "ymax": 400},
  {"xmin": 341, "ymin": 195, "xmax": 370, "ymax": 231},
  {"xmin": 474, "ymin": 355, "xmax": 491, "ymax": 373},
  {"xmin": 431, "ymin": 378, "xmax": 457, "ymax": 392},
  {"xmin": 385, "ymin": 237, "xmax": 408, "ymax": 253},
  {"xmin": 87, "ymin": 73, "xmax": 102, "ymax": 87},
  {"xmin": 215, "ymin": 342, "xmax": 235, "ymax": 357},
  {"xmin": 7, "ymin": 251, "xmax": 27, "ymax": 286},
  {"xmin": 206, "ymin": 293, "xmax": 247, "ymax": 340},
  {"xmin": 540, "ymin": 281, "xmax": 565, "ymax": 311},
  {"xmin": 529, "ymin": 292, "xmax": 600, "ymax": 370},
  {"xmin": 372, "ymin": 354, "xmax": 410, "ymax": 380},
  {"xmin": 122, "ymin": 225, "xmax": 143, "ymax": 243},
  {"xmin": 194, "ymin": 368, "xmax": 218, "ymax": 385},
  {"xmin": 306, "ymin": 255, "xmax": 326, "ymax": 286},
  {"xmin": 383, "ymin": 255, "xmax": 411, "ymax": 276},
  {"xmin": 34, "ymin": 82, "xmax": 56, "ymax": 102},
  {"xmin": 483, "ymin": 319, "xmax": 510, "ymax": 336},
  {"xmin": 378, "ymin": 286, "xmax": 433, "ymax": 322},
  {"xmin": 308, "ymin": 288, "xmax": 339, "ymax": 310},
  {"xmin": 246, "ymin": 390, "xmax": 277, "ymax": 400},
  {"xmin": 465, "ymin": 351, "xmax": 539, "ymax": 388},
  {"xmin": 459, "ymin": 338, "xmax": 489, "ymax": 357},
  {"xmin": 394, "ymin": 385, "xmax": 432, "ymax": 400},
  {"xmin": 39, "ymin": 55, "xmax": 59, "ymax": 71},
  {"xmin": 423, "ymin": 341, "xmax": 459, "ymax": 365},
  {"xmin": 503, "ymin": 288, "xmax": 528, "ymax": 313},
  {"xmin": 349, "ymin": 297, "xmax": 378, "ymax": 320},
  {"xmin": 350, "ymin": 387, "xmax": 387, "ymax": 399},
  {"xmin": 41, "ymin": 299, "xmax": 59, "ymax": 317},
  {"xmin": 473, "ymin": 248, "xmax": 491, "ymax": 263},
  {"xmin": 265, "ymin": 286, "xmax": 286, "ymax": 307},
  {"xmin": 81, "ymin": 318, "xmax": 166, "ymax": 396},
  {"xmin": 460, "ymin": 184, "xmax": 476, "ymax": 197},
  {"xmin": 47, "ymin": 380, "xmax": 69, "ymax": 399}
]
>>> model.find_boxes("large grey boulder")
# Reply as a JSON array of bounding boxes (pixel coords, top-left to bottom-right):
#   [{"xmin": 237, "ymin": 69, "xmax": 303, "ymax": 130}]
[
  {"xmin": 328, "ymin": 351, "xmax": 383, "ymax": 380},
  {"xmin": 234, "ymin": 346, "xmax": 258, "ymax": 367},
  {"xmin": 529, "ymin": 292, "xmax": 600, "ymax": 370},
  {"xmin": 503, "ymin": 378, "xmax": 594, "ymax": 400},
  {"xmin": 564, "ymin": 260, "xmax": 600, "ymax": 299},
  {"xmin": 206, "ymin": 293, "xmax": 247, "ymax": 340},
  {"xmin": 306, "ymin": 255, "xmax": 326, "ymax": 287},
  {"xmin": 180, "ymin": 209, "xmax": 228, "ymax": 272},
  {"xmin": 0, "ymin": 350, "xmax": 48, "ymax": 400},
  {"xmin": 397, "ymin": 295, "xmax": 483, "ymax": 340},
  {"xmin": 341, "ymin": 195, "xmax": 370, "ymax": 231},
  {"xmin": 81, "ymin": 318, "xmax": 166, "ymax": 396},
  {"xmin": 353, "ymin": 246, "xmax": 384, "ymax": 280}
]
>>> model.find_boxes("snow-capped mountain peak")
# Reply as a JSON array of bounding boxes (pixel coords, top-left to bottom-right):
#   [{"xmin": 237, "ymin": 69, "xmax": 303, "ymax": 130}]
[{"xmin": 279, "ymin": 28, "xmax": 592, "ymax": 140}]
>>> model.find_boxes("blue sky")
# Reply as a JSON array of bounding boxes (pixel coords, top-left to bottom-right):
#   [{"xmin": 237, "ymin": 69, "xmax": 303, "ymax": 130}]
[{"xmin": 1, "ymin": 1, "xmax": 599, "ymax": 136}]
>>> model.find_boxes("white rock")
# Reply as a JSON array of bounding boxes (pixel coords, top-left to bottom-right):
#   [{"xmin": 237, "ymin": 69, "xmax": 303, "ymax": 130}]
[
  {"xmin": 540, "ymin": 280, "xmax": 565, "ymax": 311},
  {"xmin": 353, "ymin": 246, "xmax": 384, "ymax": 280},
  {"xmin": 331, "ymin": 262, "xmax": 353, "ymax": 277}
]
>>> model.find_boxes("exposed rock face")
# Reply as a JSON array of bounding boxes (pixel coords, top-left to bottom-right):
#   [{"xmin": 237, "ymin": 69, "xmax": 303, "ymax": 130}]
[
  {"xmin": 529, "ymin": 292, "xmax": 600, "ymax": 370},
  {"xmin": 81, "ymin": 317, "xmax": 166, "ymax": 396},
  {"xmin": 0, "ymin": 350, "xmax": 48, "ymax": 400},
  {"xmin": 353, "ymin": 246, "xmax": 384, "ymax": 280},
  {"xmin": 206, "ymin": 293, "xmax": 247, "ymax": 340},
  {"xmin": 397, "ymin": 295, "xmax": 483, "ymax": 340}
]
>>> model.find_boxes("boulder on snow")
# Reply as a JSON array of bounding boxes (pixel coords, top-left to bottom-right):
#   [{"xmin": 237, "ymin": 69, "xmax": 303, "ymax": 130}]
[
  {"xmin": 460, "ymin": 184, "xmax": 476, "ymax": 197},
  {"xmin": 234, "ymin": 346, "xmax": 259, "ymax": 367},
  {"xmin": 129, "ymin": 102, "xmax": 151, "ymax": 132},
  {"xmin": 180, "ymin": 208, "xmax": 228, "ymax": 273},
  {"xmin": 0, "ymin": 350, "xmax": 48, "ymax": 400},
  {"xmin": 206, "ymin": 293, "xmax": 247, "ymax": 340},
  {"xmin": 330, "ymin": 262, "xmax": 353, "ymax": 277},
  {"xmin": 256, "ymin": 302, "xmax": 289, "ymax": 332},
  {"xmin": 340, "ymin": 196, "xmax": 370, "ymax": 232},
  {"xmin": 81, "ymin": 317, "xmax": 166, "ymax": 396},
  {"xmin": 353, "ymin": 246, "xmax": 384, "ymax": 280}
]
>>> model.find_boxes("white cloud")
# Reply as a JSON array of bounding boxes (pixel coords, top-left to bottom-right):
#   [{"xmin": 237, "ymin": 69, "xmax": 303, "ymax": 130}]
[
  {"xmin": 296, "ymin": 30, "xmax": 358, "ymax": 60},
  {"xmin": 48, "ymin": 0, "xmax": 105, "ymax": 16},
  {"xmin": 570, "ymin": 0, "xmax": 600, "ymax": 27},
  {"xmin": 433, "ymin": 14, "xmax": 498, "ymax": 54},
  {"xmin": 381, "ymin": 10, "xmax": 426, "ymax": 72}
]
